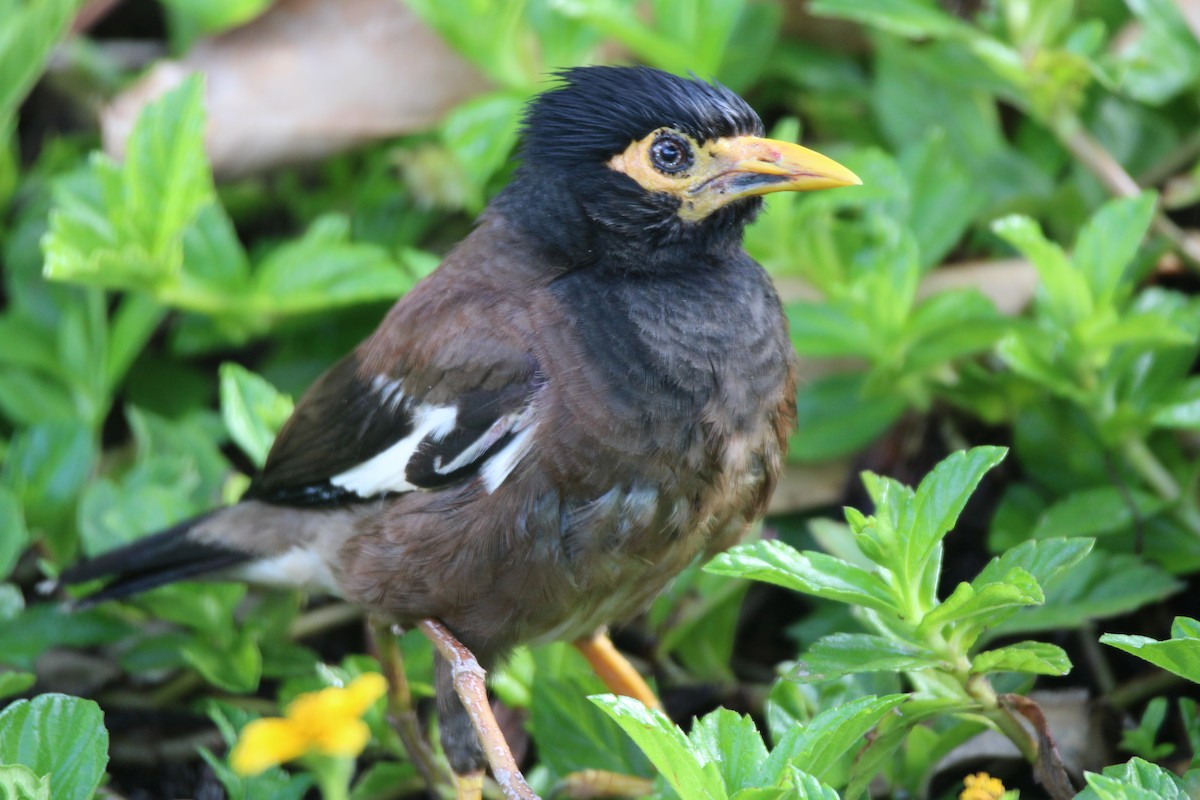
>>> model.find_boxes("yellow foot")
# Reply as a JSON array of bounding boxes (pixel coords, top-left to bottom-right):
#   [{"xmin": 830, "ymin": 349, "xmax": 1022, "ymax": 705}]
[
  {"xmin": 573, "ymin": 631, "xmax": 661, "ymax": 710},
  {"xmin": 454, "ymin": 769, "xmax": 484, "ymax": 800}
]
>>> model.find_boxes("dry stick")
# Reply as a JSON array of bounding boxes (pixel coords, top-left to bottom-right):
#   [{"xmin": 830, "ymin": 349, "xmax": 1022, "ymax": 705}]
[
  {"xmin": 368, "ymin": 618, "xmax": 453, "ymax": 797},
  {"xmin": 417, "ymin": 619, "xmax": 540, "ymax": 800}
]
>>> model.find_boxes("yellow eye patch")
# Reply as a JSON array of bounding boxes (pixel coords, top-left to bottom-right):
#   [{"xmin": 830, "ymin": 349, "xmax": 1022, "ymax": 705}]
[{"xmin": 608, "ymin": 127, "xmax": 862, "ymax": 223}]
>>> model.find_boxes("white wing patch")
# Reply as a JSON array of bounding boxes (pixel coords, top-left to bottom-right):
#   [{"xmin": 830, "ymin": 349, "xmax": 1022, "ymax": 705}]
[
  {"xmin": 331, "ymin": 403, "xmax": 458, "ymax": 496},
  {"xmin": 480, "ymin": 423, "xmax": 538, "ymax": 493},
  {"xmin": 331, "ymin": 374, "xmax": 539, "ymax": 498}
]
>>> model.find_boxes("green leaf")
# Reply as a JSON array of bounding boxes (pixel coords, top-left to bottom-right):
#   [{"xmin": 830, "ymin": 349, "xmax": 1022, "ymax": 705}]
[
  {"xmin": 762, "ymin": 694, "xmax": 907, "ymax": 786},
  {"xmin": 993, "ymin": 551, "xmax": 1180, "ymax": 638},
  {"xmin": 1078, "ymin": 757, "xmax": 1186, "ymax": 800},
  {"xmin": 219, "ymin": 364, "xmax": 293, "ymax": 469},
  {"xmin": 970, "ymin": 641, "xmax": 1071, "ymax": 675},
  {"xmin": 0, "ymin": 486, "xmax": 29, "ymax": 578},
  {"xmin": 974, "ymin": 537, "xmax": 1099, "ymax": 594},
  {"xmin": 182, "ymin": 629, "xmax": 262, "ymax": 693},
  {"xmin": 1, "ymin": 419, "xmax": 97, "ymax": 562},
  {"xmin": 529, "ymin": 645, "xmax": 650, "ymax": 778},
  {"xmin": 1101, "ymin": 617, "xmax": 1200, "ymax": 684},
  {"xmin": 440, "ymin": 91, "xmax": 524, "ymax": 211},
  {"xmin": 0, "ymin": 604, "xmax": 131, "ymax": 671},
  {"xmin": 181, "ymin": 202, "xmax": 251, "ymax": 289},
  {"xmin": 1012, "ymin": 402, "xmax": 1111, "ymax": 494},
  {"xmin": 349, "ymin": 761, "xmax": 419, "ymax": 800},
  {"xmin": 784, "ymin": 767, "xmax": 840, "ymax": 800},
  {"xmin": 591, "ymin": 694, "xmax": 727, "ymax": 800},
  {"xmin": 992, "ymin": 214, "xmax": 1092, "ymax": 326},
  {"xmin": 0, "ymin": 671, "xmax": 36, "ymax": 700},
  {"xmin": 0, "ymin": 765, "xmax": 50, "ymax": 800},
  {"xmin": 1119, "ymin": 697, "xmax": 1175, "ymax": 760},
  {"xmin": 908, "ymin": 446, "xmax": 1006, "ymax": 576},
  {"xmin": 159, "ymin": 0, "xmax": 271, "ymax": 36},
  {"xmin": 901, "ymin": 290, "xmax": 1007, "ymax": 372},
  {"xmin": 0, "ymin": 694, "xmax": 108, "ymax": 800},
  {"xmin": 997, "ymin": 329, "xmax": 1084, "ymax": 401},
  {"xmin": 138, "ymin": 581, "xmax": 246, "ymax": 633},
  {"xmin": 792, "ymin": 634, "xmax": 938, "ymax": 683},
  {"xmin": 0, "ymin": 583, "xmax": 24, "ymax": 621},
  {"xmin": 809, "ymin": 0, "xmax": 976, "ymax": 40},
  {"xmin": 43, "ymin": 76, "xmax": 214, "ymax": 291},
  {"xmin": 1111, "ymin": 0, "xmax": 1200, "ymax": 104},
  {"xmin": 787, "ymin": 302, "xmax": 873, "ymax": 357},
  {"xmin": 869, "ymin": 38, "xmax": 1010, "ymax": 171},
  {"xmin": 1031, "ymin": 487, "xmax": 1167, "ymax": 539},
  {"xmin": 789, "ymin": 372, "xmax": 907, "ymax": 461},
  {"xmin": 899, "ymin": 129, "xmax": 985, "ymax": 267},
  {"xmin": 0, "ymin": 0, "xmax": 79, "ymax": 127},
  {"xmin": 706, "ymin": 540, "xmax": 898, "ymax": 614},
  {"xmin": 1153, "ymin": 377, "xmax": 1200, "ymax": 430},
  {"xmin": 252, "ymin": 214, "xmax": 410, "ymax": 315},
  {"xmin": 689, "ymin": 710, "xmax": 768, "ymax": 794},
  {"xmin": 1073, "ymin": 192, "xmax": 1157, "ymax": 306},
  {"xmin": 920, "ymin": 569, "xmax": 1043, "ymax": 648}
]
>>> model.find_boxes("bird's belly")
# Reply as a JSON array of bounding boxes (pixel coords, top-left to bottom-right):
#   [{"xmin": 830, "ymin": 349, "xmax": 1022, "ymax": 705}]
[{"xmin": 508, "ymin": 442, "xmax": 768, "ymax": 647}]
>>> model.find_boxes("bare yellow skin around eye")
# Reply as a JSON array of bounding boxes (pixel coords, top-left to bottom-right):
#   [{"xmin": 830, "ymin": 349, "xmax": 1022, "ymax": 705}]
[{"xmin": 607, "ymin": 128, "xmax": 718, "ymax": 223}]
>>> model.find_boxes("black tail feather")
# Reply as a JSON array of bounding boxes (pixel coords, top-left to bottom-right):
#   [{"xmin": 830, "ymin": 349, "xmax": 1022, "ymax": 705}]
[{"xmin": 58, "ymin": 512, "xmax": 250, "ymax": 608}]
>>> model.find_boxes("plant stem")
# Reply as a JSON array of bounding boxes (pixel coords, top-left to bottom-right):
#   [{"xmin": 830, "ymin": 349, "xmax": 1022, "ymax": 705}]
[
  {"xmin": 1123, "ymin": 436, "xmax": 1200, "ymax": 537},
  {"xmin": 310, "ymin": 756, "xmax": 353, "ymax": 800},
  {"xmin": 967, "ymin": 677, "xmax": 1039, "ymax": 763},
  {"xmin": 1052, "ymin": 113, "xmax": 1200, "ymax": 272},
  {"xmin": 368, "ymin": 618, "xmax": 452, "ymax": 797},
  {"xmin": 289, "ymin": 602, "xmax": 363, "ymax": 640}
]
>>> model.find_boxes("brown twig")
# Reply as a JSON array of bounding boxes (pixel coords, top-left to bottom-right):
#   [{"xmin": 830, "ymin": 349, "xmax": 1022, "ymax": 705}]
[
  {"xmin": 1055, "ymin": 116, "xmax": 1200, "ymax": 271},
  {"xmin": 417, "ymin": 619, "xmax": 539, "ymax": 800},
  {"xmin": 368, "ymin": 618, "xmax": 453, "ymax": 797},
  {"xmin": 1001, "ymin": 694, "xmax": 1077, "ymax": 800}
]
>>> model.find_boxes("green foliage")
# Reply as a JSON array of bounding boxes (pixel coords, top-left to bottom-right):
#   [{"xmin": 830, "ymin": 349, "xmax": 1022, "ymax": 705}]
[
  {"xmin": 1118, "ymin": 697, "xmax": 1175, "ymax": 761},
  {"xmin": 590, "ymin": 694, "xmax": 885, "ymax": 799},
  {"xmin": 0, "ymin": 0, "xmax": 79, "ymax": 132},
  {"xmin": 709, "ymin": 448, "xmax": 1159, "ymax": 795},
  {"xmin": 1076, "ymin": 757, "xmax": 1193, "ymax": 800},
  {"xmin": 1102, "ymin": 616, "xmax": 1200, "ymax": 684},
  {"xmin": 0, "ymin": 694, "xmax": 108, "ymax": 800}
]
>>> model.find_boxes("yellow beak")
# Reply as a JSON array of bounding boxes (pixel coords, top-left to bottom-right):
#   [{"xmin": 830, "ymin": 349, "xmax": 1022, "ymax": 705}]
[{"xmin": 693, "ymin": 135, "xmax": 862, "ymax": 201}]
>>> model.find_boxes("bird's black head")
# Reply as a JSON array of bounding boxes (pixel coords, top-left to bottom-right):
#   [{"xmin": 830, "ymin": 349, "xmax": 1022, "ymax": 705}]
[{"xmin": 494, "ymin": 66, "xmax": 859, "ymax": 272}]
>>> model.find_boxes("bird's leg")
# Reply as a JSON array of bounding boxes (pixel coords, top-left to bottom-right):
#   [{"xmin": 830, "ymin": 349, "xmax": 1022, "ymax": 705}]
[
  {"xmin": 419, "ymin": 619, "xmax": 539, "ymax": 800},
  {"xmin": 367, "ymin": 617, "xmax": 452, "ymax": 795},
  {"xmin": 573, "ymin": 630, "xmax": 661, "ymax": 710}
]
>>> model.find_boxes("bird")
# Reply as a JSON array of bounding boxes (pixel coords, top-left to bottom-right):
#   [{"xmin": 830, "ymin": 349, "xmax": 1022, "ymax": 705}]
[{"xmin": 59, "ymin": 65, "xmax": 860, "ymax": 797}]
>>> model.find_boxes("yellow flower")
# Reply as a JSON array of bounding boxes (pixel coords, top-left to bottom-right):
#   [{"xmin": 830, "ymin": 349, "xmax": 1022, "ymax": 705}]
[
  {"xmin": 960, "ymin": 772, "xmax": 1008, "ymax": 800},
  {"xmin": 231, "ymin": 672, "xmax": 388, "ymax": 776}
]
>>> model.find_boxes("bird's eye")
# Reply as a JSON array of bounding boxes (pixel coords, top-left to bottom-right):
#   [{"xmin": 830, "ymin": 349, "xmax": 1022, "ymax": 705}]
[{"xmin": 649, "ymin": 133, "xmax": 693, "ymax": 174}]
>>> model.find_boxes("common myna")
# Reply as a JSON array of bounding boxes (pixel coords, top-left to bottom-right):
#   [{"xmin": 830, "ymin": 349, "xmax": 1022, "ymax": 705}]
[{"xmin": 61, "ymin": 66, "xmax": 859, "ymax": 796}]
